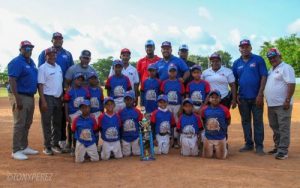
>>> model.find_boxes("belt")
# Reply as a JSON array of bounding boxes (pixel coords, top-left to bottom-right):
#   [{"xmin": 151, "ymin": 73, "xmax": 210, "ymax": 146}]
[
  {"xmin": 18, "ymin": 92, "xmax": 34, "ymax": 97},
  {"xmin": 44, "ymin": 94, "xmax": 61, "ymax": 99},
  {"xmin": 159, "ymin": 132, "xmax": 169, "ymax": 136}
]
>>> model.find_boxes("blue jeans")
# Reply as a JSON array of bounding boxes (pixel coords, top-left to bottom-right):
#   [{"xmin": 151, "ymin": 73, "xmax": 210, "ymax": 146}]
[{"xmin": 238, "ymin": 99, "xmax": 264, "ymax": 149}]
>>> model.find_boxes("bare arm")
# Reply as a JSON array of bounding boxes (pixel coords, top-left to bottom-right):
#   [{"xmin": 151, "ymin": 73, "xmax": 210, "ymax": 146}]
[
  {"xmin": 9, "ymin": 77, "xmax": 22, "ymax": 110},
  {"xmin": 229, "ymin": 82, "xmax": 237, "ymax": 109},
  {"xmin": 182, "ymin": 70, "xmax": 190, "ymax": 82},
  {"xmin": 283, "ymin": 83, "xmax": 296, "ymax": 110},
  {"xmin": 38, "ymin": 84, "xmax": 48, "ymax": 112},
  {"xmin": 256, "ymin": 76, "xmax": 267, "ymax": 107}
]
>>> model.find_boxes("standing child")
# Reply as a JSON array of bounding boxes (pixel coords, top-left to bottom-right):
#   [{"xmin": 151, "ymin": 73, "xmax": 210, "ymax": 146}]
[
  {"xmin": 160, "ymin": 64, "xmax": 185, "ymax": 148},
  {"xmin": 177, "ymin": 98, "xmax": 203, "ymax": 156},
  {"xmin": 98, "ymin": 97, "xmax": 123, "ymax": 160},
  {"xmin": 72, "ymin": 100, "xmax": 99, "ymax": 163},
  {"xmin": 105, "ymin": 60, "xmax": 132, "ymax": 112},
  {"xmin": 150, "ymin": 95, "xmax": 176, "ymax": 154},
  {"xmin": 118, "ymin": 91, "xmax": 143, "ymax": 156},
  {"xmin": 201, "ymin": 90, "xmax": 231, "ymax": 159},
  {"xmin": 140, "ymin": 64, "xmax": 161, "ymax": 114}
]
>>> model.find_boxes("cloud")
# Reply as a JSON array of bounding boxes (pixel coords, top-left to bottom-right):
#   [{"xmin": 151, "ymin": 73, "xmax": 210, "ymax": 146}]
[
  {"xmin": 183, "ymin": 26, "xmax": 202, "ymax": 39},
  {"xmin": 229, "ymin": 29, "xmax": 241, "ymax": 46},
  {"xmin": 287, "ymin": 18, "xmax": 300, "ymax": 34},
  {"xmin": 198, "ymin": 7, "xmax": 212, "ymax": 20}
]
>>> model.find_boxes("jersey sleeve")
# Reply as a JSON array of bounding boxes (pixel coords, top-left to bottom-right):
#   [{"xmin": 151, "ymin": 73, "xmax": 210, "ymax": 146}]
[
  {"xmin": 71, "ymin": 116, "xmax": 79, "ymax": 132},
  {"xmin": 150, "ymin": 110, "xmax": 157, "ymax": 124},
  {"xmin": 140, "ymin": 80, "xmax": 145, "ymax": 91},
  {"xmin": 98, "ymin": 114, "xmax": 105, "ymax": 128},
  {"xmin": 220, "ymin": 105, "xmax": 231, "ymax": 119},
  {"xmin": 124, "ymin": 76, "xmax": 132, "ymax": 91},
  {"xmin": 176, "ymin": 115, "xmax": 182, "ymax": 130},
  {"xmin": 136, "ymin": 108, "xmax": 143, "ymax": 121},
  {"xmin": 177, "ymin": 58, "xmax": 189, "ymax": 73},
  {"xmin": 136, "ymin": 59, "xmax": 142, "ymax": 77},
  {"xmin": 8, "ymin": 60, "xmax": 22, "ymax": 78},
  {"xmin": 64, "ymin": 65, "xmax": 74, "ymax": 80},
  {"xmin": 133, "ymin": 68, "xmax": 140, "ymax": 84},
  {"xmin": 180, "ymin": 82, "xmax": 185, "ymax": 95},
  {"xmin": 282, "ymin": 65, "xmax": 296, "ymax": 84},
  {"xmin": 160, "ymin": 80, "xmax": 166, "ymax": 93},
  {"xmin": 105, "ymin": 76, "xmax": 112, "ymax": 90},
  {"xmin": 258, "ymin": 57, "xmax": 268, "ymax": 77},
  {"xmin": 227, "ymin": 69, "xmax": 235, "ymax": 84},
  {"xmin": 185, "ymin": 82, "xmax": 191, "ymax": 94},
  {"xmin": 63, "ymin": 90, "xmax": 71, "ymax": 102},
  {"xmin": 91, "ymin": 117, "xmax": 99, "ymax": 131},
  {"xmin": 195, "ymin": 115, "xmax": 203, "ymax": 129},
  {"xmin": 204, "ymin": 81, "xmax": 211, "ymax": 94}
]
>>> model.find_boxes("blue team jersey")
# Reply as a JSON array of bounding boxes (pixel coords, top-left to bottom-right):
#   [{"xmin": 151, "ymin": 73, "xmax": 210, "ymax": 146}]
[
  {"xmin": 38, "ymin": 48, "xmax": 74, "ymax": 77},
  {"xmin": 161, "ymin": 79, "xmax": 185, "ymax": 105},
  {"xmin": 8, "ymin": 55, "xmax": 38, "ymax": 95},
  {"xmin": 72, "ymin": 115, "xmax": 98, "ymax": 147},
  {"xmin": 98, "ymin": 113, "xmax": 122, "ymax": 142},
  {"xmin": 64, "ymin": 87, "xmax": 90, "ymax": 114},
  {"xmin": 201, "ymin": 105, "xmax": 231, "ymax": 140},
  {"xmin": 177, "ymin": 113, "xmax": 202, "ymax": 135},
  {"xmin": 118, "ymin": 107, "xmax": 143, "ymax": 142},
  {"xmin": 88, "ymin": 87, "xmax": 104, "ymax": 113},
  {"xmin": 154, "ymin": 55, "xmax": 189, "ymax": 81},
  {"xmin": 141, "ymin": 78, "xmax": 161, "ymax": 113},
  {"xmin": 150, "ymin": 109, "xmax": 175, "ymax": 135},
  {"xmin": 186, "ymin": 80, "xmax": 210, "ymax": 105},
  {"xmin": 105, "ymin": 75, "xmax": 132, "ymax": 99},
  {"xmin": 232, "ymin": 54, "xmax": 268, "ymax": 99}
]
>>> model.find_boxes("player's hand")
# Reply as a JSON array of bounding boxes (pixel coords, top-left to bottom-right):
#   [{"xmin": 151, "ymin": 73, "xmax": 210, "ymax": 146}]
[
  {"xmin": 16, "ymin": 97, "xmax": 23, "ymax": 110},
  {"xmin": 283, "ymin": 101, "xmax": 290, "ymax": 110},
  {"xmin": 231, "ymin": 99, "xmax": 237, "ymax": 109},
  {"xmin": 154, "ymin": 139, "xmax": 158, "ymax": 146},
  {"xmin": 178, "ymin": 77, "xmax": 184, "ymax": 83},
  {"xmin": 40, "ymin": 100, "xmax": 48, "ymax": 112},
  {"xmin": 256, "ymin": 95, "xmax": 264, "ymax": 108},
  {"xmin": 66, "ymin": 116, "xmax": 71, "ymax": 123}
]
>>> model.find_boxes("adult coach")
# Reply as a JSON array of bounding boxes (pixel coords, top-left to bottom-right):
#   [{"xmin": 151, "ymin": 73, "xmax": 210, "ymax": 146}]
[
  {"xmin": 8, "ymin": 40, "xmax": 39, "ymax": 160},
  {"xmin": 265, "ymin": 48, "xmax": 295, "ymax": 160},
  {"xmin": 178, "ymin": 44, "xmax": 195, "ymax": 85},
  {"xmin": 154, "ymin": 41, "xmax": 190, "ymax": 82},
  {"xmin": 38, "ymin": 47, "xmax": 63, "ymax": 155},
  {"xmin": 232, "ymin": 39, "xmax": 268, "ymax": 155},
  {"xmin": 202, "ymin": 52, "xmax": 237, "ymax": 109}
]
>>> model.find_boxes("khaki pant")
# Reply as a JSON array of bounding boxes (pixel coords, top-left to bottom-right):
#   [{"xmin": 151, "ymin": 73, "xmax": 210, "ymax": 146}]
[
  {"xmin": 203, "ymin": 137, "xmax": 227, "ymax": 159},
  {"xmin": 75, "ymin": 142, "xmax": 99, "ymax": 163}
]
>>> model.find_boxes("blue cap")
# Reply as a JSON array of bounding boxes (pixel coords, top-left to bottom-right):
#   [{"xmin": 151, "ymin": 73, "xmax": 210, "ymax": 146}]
[
  {"xmin": 168, "ymin": 64, "xmax": 177, "ymax": 72},
  {"xmin": 190, "ymin": 65, "xmax": 202, "ymax": 71},
  {"xmin": 87, "ymin": 72, "xmax": 98, "ymax": 79},
  {"xmin": 239, "ymin": 39, "xmax": 251, "ymax": 47},
  {"xmin": 52, "ymin": 32, "xmax": 63, "ymax": 39},
  {"xmin": 161, "ymin": 41, "xmax": 172, "ymax": 47},
  {"xmin": 208, "ymin": 90, "xmax": 221, "ymax": 97},
  {"xmin": 104, "ymin": 97, "xmax": 114, "ymax": 105},
  {"xmin": 267, "ymin": 48, "xmax": 281, "ymax": 58},
  {"xmin": 113, "ymin": 60, "xmax": 123, "ymax": 67},
  {"xmin": 182, "ymin": 98, "xmax": 193, "ymax": 105},
  {"xmin": 157, "ymin": 94, "xmax": 168, "ymax": 102},
  {"xmin": 79, "ymin": 99, "xmax": 91, "ymax": 107},
  {"xmin": 73, "ymin": 72, "xmax": 85, "ymax": 80},
  {"xmin": 147, "ymin": 64, "xmax": 157, "ymax": 71},
  {"xmin": 179, "ymin": 44, "xmax": 189, "ymax": 51},
  {"xmin": 124, "ymin": 91, "xmax": 135, "ymax": 99},
  {"xmin": 145, "ymin": 40, "xmax": 155, "ymax": 47},
  {"xmin": 80, "ymin": 50, "xmax": 91, "ymax": 58}
]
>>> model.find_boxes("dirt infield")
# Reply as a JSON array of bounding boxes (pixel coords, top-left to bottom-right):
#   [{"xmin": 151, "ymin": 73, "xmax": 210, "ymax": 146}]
[{"xmin": 0, "ymin": 98, "xmax": 299, "ymax": 188}]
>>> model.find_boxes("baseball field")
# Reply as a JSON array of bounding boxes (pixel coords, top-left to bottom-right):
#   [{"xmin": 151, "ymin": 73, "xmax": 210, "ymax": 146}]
[{"xmin": 0, "ymin": 92, "xmax": 299, "ymax": 188}]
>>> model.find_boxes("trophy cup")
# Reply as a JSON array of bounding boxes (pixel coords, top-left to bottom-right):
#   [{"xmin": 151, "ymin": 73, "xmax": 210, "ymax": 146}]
[{"xmin": 139, "ymin": 106, "xmax": 155, "ymax": 161}]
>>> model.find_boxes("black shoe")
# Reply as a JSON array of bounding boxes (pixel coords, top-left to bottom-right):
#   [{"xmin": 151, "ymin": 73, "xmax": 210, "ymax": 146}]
[
  {"xmin": 267, "ymin": 148, "xmax": 277, "ymax": 155},
  {"xmin": 51, "ymin": 146, "xmax": 62, "ymax": 154},
  {"xmin": 256, "ymin": 148, "xmax": 265, "ymax": 156},
  {"xmin": 43, "ymin": 148, "xmax": 53, "ymax": 155},
  {"xmin": 275, "ymin": 153, "xmax": 288, "ymax": 160},
  {"xmin": 239, "ymin": 146, "xmax": 254, "ymax": 152}
]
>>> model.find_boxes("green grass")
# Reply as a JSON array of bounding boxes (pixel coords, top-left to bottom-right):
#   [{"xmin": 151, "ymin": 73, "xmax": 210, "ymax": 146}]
[{"xmin": 0, "ymin": 88, "xmax": 8, "ymax": 97}]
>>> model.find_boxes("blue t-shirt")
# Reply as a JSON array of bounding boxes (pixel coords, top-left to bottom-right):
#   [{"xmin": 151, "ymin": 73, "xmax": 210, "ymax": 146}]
[
  {"xmin": 178, "ymin": 113, "xmax": 202, "ymax": 135},
  {"xmin": 232, "ymin": 54, "xmax": 268, "ymax": 99},
  {"xmin": 186, "ymin": 80, "xmax": 210, "ymax": 105},
  {"xmin": 8, "ymin": 55, "xmax": 38, "ymax": 95},
  {"xmin": 161, "ymin": 79, "xmax": 185, "ymax": 105},
  {"xmin": 64, "ymin": 87, "xmax": 90, "ymax": 114},
  {"xmin": 105, "ymin": 75, "xmax": 132, "ymax": 99},
  {"xmin": 150, "ymin": 109, "xmax": 175, "ymax": 135},
  {"xmin": 88, "ymin": 87, "xmax": 104, "ymax": 113},
  {"xmin": 38, "ymin": 48, "xmax": 74, "ymax": 77},
  {"xmin": 141, "ymin": 78, "xmax": 161, "ymax": 113},
  {"xmin": 98, "ymin": 113, "xmax": 121, "ymax": 142},
  {"xmin": 118, "ymin": 107, "xmax": 143, "ymax": 142},
  {"xmin": 154, "ymin": 55, "xmax": 189, "ymax": 81}
]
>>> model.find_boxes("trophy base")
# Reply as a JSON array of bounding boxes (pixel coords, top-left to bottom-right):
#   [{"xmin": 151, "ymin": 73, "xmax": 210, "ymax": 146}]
[{"xmin": 140, "ymin": 156, "xmax": 155, "ymax": 161}]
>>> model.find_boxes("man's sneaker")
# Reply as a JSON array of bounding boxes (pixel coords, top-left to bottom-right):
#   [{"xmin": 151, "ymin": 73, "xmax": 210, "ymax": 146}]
[
  {"xmin": 239, "ymin": 145, "xmax": 254, "ymax": 152},
  {"xmin": 43, "ymin": 148, "xmax": 54, "ymax": 155},
  {"xmin": 275, "ymin": 153, "xmax": 288, "ymax": 160},
  {"xmin": 51, "ymin": 146, "xmax": 62, "ymax": 154},
  {"xmin": 268, "ymin": 148, "xmax": 277, "ymax": 155},
  {"xmin": 12, "ymin": 151, "xmax": 28, "ymax": 160},
  {"xmin": 256, "ymin": 148, "xmax": 265, "ymax": 156},
  {"xmin": 21, "ymin": 147, "xmax": 39, "ymax": 155}
]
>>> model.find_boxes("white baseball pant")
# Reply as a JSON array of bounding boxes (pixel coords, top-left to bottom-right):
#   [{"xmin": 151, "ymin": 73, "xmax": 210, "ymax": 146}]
[
  {"xmin": 122, "ymin": 138, "xmax": 140, "ymax": 156},
  {"xmin": 155, "ymin": 134, "xmax": 170, "ymax": 154},
  {"xmin": 180, "ymin": 134, "xmax": 199, "ymax": 156},
  {"xmin": 75, "ymin": 142, "xmax": 99, "ymax": 163},
  {"xmin": 203, "ymin": 137, "xmax": 227, "ymax": 159},
  {"xmin": 101, "ymin": 140, "xmax": 123, "ymax": 160}
]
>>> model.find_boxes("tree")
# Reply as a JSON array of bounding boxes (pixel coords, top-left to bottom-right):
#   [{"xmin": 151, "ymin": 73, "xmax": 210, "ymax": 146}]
[{"xmin": 91, "ymin": 56, "xmax": 113, "ymax": 85}]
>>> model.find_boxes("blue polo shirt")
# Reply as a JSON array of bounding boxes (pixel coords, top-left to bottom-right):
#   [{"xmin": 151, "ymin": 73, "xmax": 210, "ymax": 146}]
[
  {"xmin": 154, "ymin": 55, "xmax": 189, "ymax": 81},
  {"xmin": 232, "ymin": 54, "xmax": 268, "ymax": 99},
  {"xmin": 38, "ymin": 47, "xmax": 74, "ymax": 77},
  {"xmin": 8, "ymin": 55, "xmax": 38, "ymax": 95}
]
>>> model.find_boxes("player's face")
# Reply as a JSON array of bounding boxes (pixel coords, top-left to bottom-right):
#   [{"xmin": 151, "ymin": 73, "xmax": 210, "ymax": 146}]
[
  {"xmin": 183, "ymin": 103, "xmax": 193, "ymax": 114},
  {"xmin": 20, "ymin": 46, "xmax": 33, "ymax": 58},
  {"xmin": 52, "ymin": 37, "xmax": 63, "ymax": 48},
  {"xmin": 161, "ymin": 46, "xmax": 172, "ymax": 59},
  {"xmin": 178, "ymin": 50, "xmax": 188, "ymax": 60},
  {"xmin": 88, "ymin": 77, "xmax": 99, "ymax": 87},
  {"xmin": 191, "ymin": 70, "xmax": 201, "ymax": 80},
  {"xmin": 145, "ymin": 45, "xmax": 155, "ymax": 55},
  {"xmin": 239, "ymin": 45, "xmax": 252, "ymax": 57},
  {"xmin": 46, "ymin": 53, "xmax": 57, "ymax": 65},
  {"xmin": 80, "ymin": 56, "xmax": 91, "ymax": 68},
  {"xmin": 210, "ymin": 58, "xmax": 221, "ymax": 71},
  {"xmin": 114, "ymin": 64, "xmax": 123, "ymax": 75},
  {"xmin": 124, "ymin": 97, "xmax": 133, "ymax": 107},
  {"xmin": 268, "ymin": 55, "xmax": 281, "ymax": 67},
  {"xmin": 148, "ymin": 69, "xmax": 157, "ymax": 78},
  {"xmin": 158, "ymin": 100, "xmax": 167, "ymax": 109},
  {"xmin": 168, "ymin": 69, "xmax": 177, "ymax": 79},
  {"xmin": 209, "ymin": 94, "xmax": 221, "ymax": 106},
  {"xmin": 74, "ymin": 76, "xmax": 84, "ymax": 87},
  {"xmin": 80, "ymin": 105, "xmax": 91, "ymax": 116},
  {"xmin": 105, "ymin": 101, "xmax": 115, "ymax": 112},
  {"xmin": 120, "ymin": 52, "xmax": 131, "ymax": 64}
]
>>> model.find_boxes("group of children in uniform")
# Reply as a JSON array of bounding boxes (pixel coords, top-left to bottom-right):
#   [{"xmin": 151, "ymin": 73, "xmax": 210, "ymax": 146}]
[{"xmin": 63, "ymin": 59, "xmax": 231, "ymax": 163}]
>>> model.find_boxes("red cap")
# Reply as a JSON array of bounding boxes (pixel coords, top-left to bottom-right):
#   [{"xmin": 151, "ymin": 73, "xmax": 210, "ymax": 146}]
[
  {"xmin": 45, "ymin": 47, "xmax": 57, "ymax": 55},
  {"xmin": 20, "ymin": 40, "xmax": 34, "ymax": 48},
  {"xmin": 120, "ymin": 48, "xmax": 131, "ymax": 54}
]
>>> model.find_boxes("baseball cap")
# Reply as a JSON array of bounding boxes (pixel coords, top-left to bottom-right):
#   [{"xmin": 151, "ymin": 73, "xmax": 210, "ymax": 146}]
[
  {"xmin": 208, "ymin": 90, "xmax": 221, "ymax": 97},
  {"xmin": 87, "ymin": 72, "xmax": 98, "ymax": 79},
  {"xmin": 147, "ymin": 64, "xmax": 157, "ymax": 71},
  {"xmin": 157, "ymin": 94, "xmax": 168, "ymax": 103},
  {"xmin": 209, "ymin": 52, "xmax": 221, "ymax": 60},
  {"xmin": 45, "ymin": 47, "xmax": 57, "ymax": 56},
  {"xmin": 267, "ymin": 48, "xmax": 281, "ymax": 58},
  {"xmin": 80, "ymin": 50, "xmax": 91, "ymax": 58},
  {"xmin": 168, "ymin": 64, "xmax": 177, "ymax": 72},
  {"xmin": 113, "ymin": 59, "xmax": 124, "ymax": 67},
  {"xmin": 19, "ymin": 40, "xmax": 34, "ymax": 49},
  {"xmin": 179, "ymin": 44, "xmax": 189, "ymax": 51},
  {"xmin": 239, "ymin": 39, "xmax": 251, "ymax": 47},
  {"xmin": 161, "ymin": 41, "xmax": 172, "ymax": 47},
  {"xmin": 104, "ymin": 97, "xmax": 114, "ymax": 105},
  {"xmin": 124, "ymin": 91, "xmax": 135, "ymax": 99},
  {"xmin": 121, "ymin": 48, "xmax": 131, "ymax": 54},
  {"xmin": 52, "ymin": 32, "xmax": 63, "ymax": 39},
  {"xmin": 190, "ymin": 65, "xmax": 202, "ymax": 72},
  {"xmin": 182, "ymin": 98, "xmax": 193, "ymax": 105},
  {"xmin": 73, "ymin": 72, "xmax": 85, "ymax": 80},
  {"xmin": 79, "ymin": 100, "xmax": 91, "ymax": 107},
  {"xmin": 145, "ymin": 40, "xmax": 155, "ymax": 47}
]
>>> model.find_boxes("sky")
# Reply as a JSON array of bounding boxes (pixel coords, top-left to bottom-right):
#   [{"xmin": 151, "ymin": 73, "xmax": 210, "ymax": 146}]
[{"xmin": 0, "ymin": 0, "xmax": 299, "ymax": 70}]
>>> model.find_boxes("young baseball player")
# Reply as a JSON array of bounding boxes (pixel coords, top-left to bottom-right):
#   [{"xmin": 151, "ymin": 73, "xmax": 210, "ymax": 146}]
[
  {"xmin": 98, "ymin": 97, "xmax": 123, "ymax": 160},
  {"xmin": 64, "ymin": 73, "xmax": 90, "ymax": 155},
  {"xmin": 150, "ymin": 95, "xmax": 176, "ymax": 155},
  {"xmin": 140, "ymin": 64, "xmax": 161, "ymax": 114},
  {"xmin": 201, "ymin": 90, "xmax": 231, "ymax": 159},
  {"xmin": 118, "ymin": 91, "xmax": 143, "ymax": 156},
  {"xmin": 177, "ymin": 98, "xmax": 203, "ymax": 156},
  {"xmin": 160, "ymin": 64, "xmax": 185, "ymax": 148},
  {"xmin": 72, "ymin": 100, "xmax": 99, "ymax": 163},
  {"xmin": 105, "ymin": 60, "xmax": 132, "ymax": 112}
]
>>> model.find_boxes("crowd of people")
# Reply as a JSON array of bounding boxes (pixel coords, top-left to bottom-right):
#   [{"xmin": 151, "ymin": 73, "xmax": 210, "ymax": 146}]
[{"xmin": 7, "ymin": 32, "xmax": 296, "ymax": 163}]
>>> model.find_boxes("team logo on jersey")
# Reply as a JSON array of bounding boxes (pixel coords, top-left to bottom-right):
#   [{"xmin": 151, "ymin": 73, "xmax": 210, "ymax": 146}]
[
  {"xmin": 250, "ymin": 63, "xmax": 256, "ymax": 67},
  {"xmin": 206, "ymin": 118, "xmax": 220, "ymax": 131},
  {"xmin": 90, "ymin": 97, "xmax": 99, "ymax": 108},
  {"xmin": 123, "ymin": 119, "xmax": 136, "ymax": 132},
  {"xmin": 159, "ymin": 121, "xmax": 170, "ymax": 134},
  {"xmin": 167, "ymin": 91, "xmax": 178, "ymax": 103},
  {"xmin": 182, "ymin": 125, "xmax": 196, "ymax": 137},
  {"xmin": 113, "ymin": 86, "xmax": 125, "ymax": 97},
  {"xmin": 62, "ymin": 55, "xmax": 68, "ymax": 59},
  {"xmin": 73, "ymin": 97, "xmax": 85, "ymax": 108},
  {"xmin": 238, "ymin": 65, "xmax": 244, "ymax": 69},
  {"xmin": 105, "ymin": 127, "xmax": 118, "ymax": 139},
  {"xmin": 80, "ymin": 129, "xmax": 92, "ymax": 141},
  {"xmin": 191, "ymin": 91, "xmax": 203, "ymax": 103},
  {"xmin": 145, "ymin": 90, "xmax": 157, "ymax": 101},
  {"xmin": 26, "ymin": 65, "xmax": 30, "ymax": 69}
]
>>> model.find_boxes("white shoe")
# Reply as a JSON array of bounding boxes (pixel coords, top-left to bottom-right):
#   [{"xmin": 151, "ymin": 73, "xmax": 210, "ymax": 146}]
[
  {"xmin": 59, "ymin": 141, "xmax": 66, "ymax": 149},
  {"xmin": 12, "ymin": 151, "xmax": 28, "ymax": 160},
  {"xmin": 21, "ymin": 147, "xmax": 39, "ymax": 155}
]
